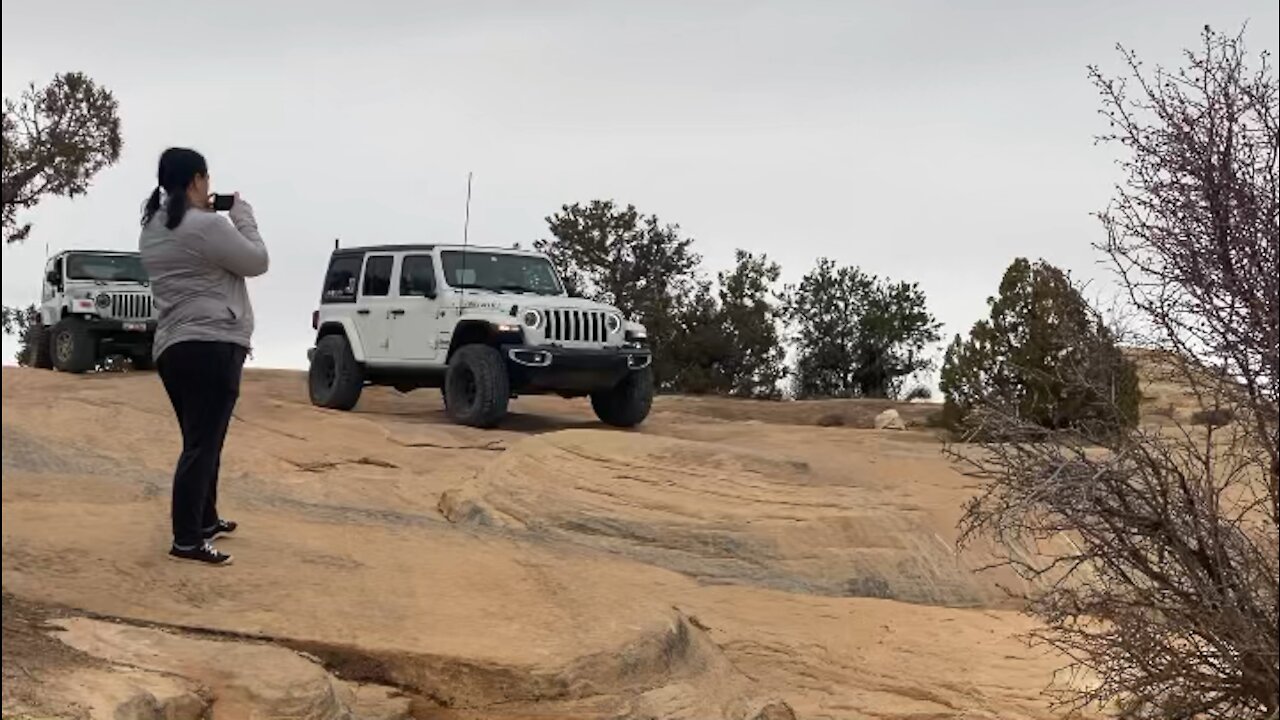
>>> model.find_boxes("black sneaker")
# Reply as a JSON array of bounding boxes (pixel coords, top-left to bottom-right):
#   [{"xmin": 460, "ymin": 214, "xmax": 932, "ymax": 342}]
[
  {"xmin": 169, "ymin": 543, "xmax": 233, "ymax": 566},
  {"xmin": 203, "ymin": 519, "xmax": 238, "ymax": 541}
]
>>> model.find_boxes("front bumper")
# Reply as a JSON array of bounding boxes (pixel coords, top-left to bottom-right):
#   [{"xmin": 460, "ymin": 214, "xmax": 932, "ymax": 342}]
[
  {"xmin": 502, "ymin": 344, "xmax": 651, "ymax": 394},
  {"xmin": 78, "ymin": 316, "xmax": 155, "ymax": 354},
  {"xmin": 82, "ymin": 317, "xmax": 156, "ymax": 334}
]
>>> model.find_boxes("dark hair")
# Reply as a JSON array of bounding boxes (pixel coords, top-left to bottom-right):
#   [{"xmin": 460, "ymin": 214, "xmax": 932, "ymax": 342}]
[{"xmin": 141, "ymin": 147, "xmax": 208, "ymax": 230}]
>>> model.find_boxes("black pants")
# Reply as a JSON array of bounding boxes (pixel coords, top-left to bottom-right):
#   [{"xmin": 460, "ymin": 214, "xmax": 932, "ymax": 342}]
[{"xmin": 158, "ymin": 341, "xmax": 247, "ymax": 548}]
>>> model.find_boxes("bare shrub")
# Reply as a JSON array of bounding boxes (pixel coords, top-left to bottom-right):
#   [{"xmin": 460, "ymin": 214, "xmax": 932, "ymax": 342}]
[
  {"xmin": 1189, "ymin": 407, "xmax": 1236, "ymax": 427},
  {"xmin": 951, "ymin": 27, "xmax": 1278, "ymax": 719}
]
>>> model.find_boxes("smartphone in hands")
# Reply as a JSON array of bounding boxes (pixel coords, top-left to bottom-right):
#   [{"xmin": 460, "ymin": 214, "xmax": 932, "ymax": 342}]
[{"xmin": 211, "ymin": 194, "xmax": 236, "ymax": 212}]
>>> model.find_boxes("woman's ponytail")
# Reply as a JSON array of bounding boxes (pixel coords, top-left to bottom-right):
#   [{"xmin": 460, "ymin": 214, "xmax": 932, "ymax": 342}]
[
  {"xmin": 141, "ymin": 186, "xmax": 162, "ymax": 227},
  {"xmin": 164, "ymin": 189, "xmax": 188, "ymax": 230}
]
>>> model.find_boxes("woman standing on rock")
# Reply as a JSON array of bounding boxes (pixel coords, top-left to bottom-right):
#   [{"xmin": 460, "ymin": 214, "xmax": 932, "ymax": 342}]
[{"xmin": 139, "ymin": 147, "xmax": 269, "ymax": 566}]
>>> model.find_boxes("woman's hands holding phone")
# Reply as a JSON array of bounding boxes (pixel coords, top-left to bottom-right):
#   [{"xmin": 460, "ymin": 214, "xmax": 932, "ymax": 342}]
[{"xmin": 209, "ymin": 193, "xmax": 239, "ymax": 212}]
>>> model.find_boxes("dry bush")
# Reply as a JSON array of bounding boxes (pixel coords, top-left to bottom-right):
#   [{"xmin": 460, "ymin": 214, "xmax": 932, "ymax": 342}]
[
  {"xmin": 951, "ymin": 28, "xmax": 1278, "ymax": 719},
  {"xmin": 1189, "ymin": 407, "xmax": 1236, "ymax": 427}
]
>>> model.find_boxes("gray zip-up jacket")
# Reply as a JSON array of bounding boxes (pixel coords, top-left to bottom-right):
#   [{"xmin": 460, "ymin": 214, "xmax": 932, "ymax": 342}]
[{"xmin": 139, "ymin": 199, "xmax": 269, "ymax": 360}]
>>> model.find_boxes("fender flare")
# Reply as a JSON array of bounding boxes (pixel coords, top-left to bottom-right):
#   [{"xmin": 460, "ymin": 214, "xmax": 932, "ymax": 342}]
[
  {"xmin": 315, "ymin": 317, "xmax": 367, "ymax": 363},
  {"xmin": 447, "ymin": 315, "xmax": 524, "ymax": 360}
]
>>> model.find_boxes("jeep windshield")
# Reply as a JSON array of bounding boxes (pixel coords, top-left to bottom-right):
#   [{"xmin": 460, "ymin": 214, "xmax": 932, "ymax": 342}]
[
  {"xmin": 66, "ymin": 253, "xmax": 149, "ymax": 283},
  {"xmin": 440, "ymin": 251, "xmax": 563, "ymax": 295}
]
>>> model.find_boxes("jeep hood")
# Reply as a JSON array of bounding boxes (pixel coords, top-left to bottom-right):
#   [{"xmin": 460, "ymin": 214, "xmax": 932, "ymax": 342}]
[{"xmin": 448, "ymin": 291, "xmax": 621, "ymax": 316}]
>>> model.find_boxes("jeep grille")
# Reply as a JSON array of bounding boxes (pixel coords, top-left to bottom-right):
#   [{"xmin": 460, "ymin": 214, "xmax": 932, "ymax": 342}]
[
  {"xmin": 544, "ymin": 309, "xmax": 609, "ymax": 344},
  {"xmin": 106, "ymin": 293, "xmax": 154, "ymax": 320}
]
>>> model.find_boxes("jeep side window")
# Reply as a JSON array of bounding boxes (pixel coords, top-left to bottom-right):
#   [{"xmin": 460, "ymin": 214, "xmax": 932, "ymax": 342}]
[
  {"xmin": 399, "ymin": 255, "xmax": 436, "ymax": 297},
  {"xmin": 43, "ymin": 258, "xmax": 60, "ymax": 300},
  {"xmin": 321, "ymin": 255, "xmax": 362, "ymax": 304},
  {"xmin": 361, "ymin": 255, "xmax": 394, "ymax": 297}
]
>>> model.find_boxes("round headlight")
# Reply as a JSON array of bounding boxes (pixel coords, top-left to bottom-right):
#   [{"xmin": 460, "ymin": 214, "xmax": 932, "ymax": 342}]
[
  {"xmin": 521, "ymin": 309, "xmax": 542, "ymax": 328},
  {"xmin": 94, "ymin": 293, "xmax": 112, "ymax": 310},
  {"xmin": 606, "ymin": 314, "xmax": 622, "ymax": 334}
]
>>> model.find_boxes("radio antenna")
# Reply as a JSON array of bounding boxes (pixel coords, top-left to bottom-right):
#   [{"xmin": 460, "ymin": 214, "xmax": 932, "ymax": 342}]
[
  {"xmin": 459, "ymin": 172, "xmax": 473, "ymax": 314},
  {"xmin": 463, "ymin": 172, "xmax": 473, "ymax": 247}
]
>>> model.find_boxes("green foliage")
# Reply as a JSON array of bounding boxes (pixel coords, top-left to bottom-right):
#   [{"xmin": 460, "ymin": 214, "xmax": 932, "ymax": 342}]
[
  {"xmin": 664, "ymin": 280, "xmax": 733, "ymax": 394},
  {"xmin": 939, "ymin": 258, "xmax": 1139, "ymax": 434},
  {"xmin": 716, "ymin": 250, "xmax": 787, "ymax": 398},
  {"xmin": 786, "ymin": 258, "xmax": 941, "ymax": 399},
  {"xmin": 2, "ymin": 304, "xmax": 40, "ymax": 365},
  {"xmin": 537, "ymin": 200, "xmax": 702, "ymax": 390},
  {"xmin": 662, "ymin": 251, "xmax": 787, "ymax": 398},
  {"xmin": 2, "ymin": 72, "xmax": 122, "ymax": 244}
]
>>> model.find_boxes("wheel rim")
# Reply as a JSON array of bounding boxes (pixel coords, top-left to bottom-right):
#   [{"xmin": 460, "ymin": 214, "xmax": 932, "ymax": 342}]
[
  {"xmin": 55, "ymin": 331, "xmax": 73, "ymax": 363},
  {"xmin": 316, "ymin": 354, "xmax": 337, "ymax": 390},
  {"xmin": 457, "ymin": 367, "xmax": 478, "ymax": 408}
]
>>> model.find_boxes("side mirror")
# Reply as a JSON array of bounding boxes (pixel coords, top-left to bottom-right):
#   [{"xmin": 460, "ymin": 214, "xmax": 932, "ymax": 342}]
[{"xmin": 45, "ymin": 270, "xmax": 60, "ymax": 286}]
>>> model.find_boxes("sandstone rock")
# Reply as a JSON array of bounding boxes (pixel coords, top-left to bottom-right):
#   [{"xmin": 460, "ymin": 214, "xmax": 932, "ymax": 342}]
[
  {"xmin": 338, "ymin": 682, "xmax": 412, "ymax": 720},
  {"xmin": 751, "ymin": 700, "xmax": 799, "ymax": 720},
  {"xmin": 52, "ymin": 618, "xmax": 351, "ymax": 720},
  {"xmin": 442, "ymin": 430, "xmax": 1002, "ymax": 605},
  {"xmin": 163, "ymin": 692, "xmax": 210, "ymax": 720},
  {"xmin": 874, "ymin": 408, "xmax": 906, "ymax": 430},
  {"xmin": 45, "ymin": 667, "xmax": 208, "ymax": 720},
  {"xmin": 113, "ymin": 692, "xmax": 162, "ymax": 720},
  {"xmin": 3, "ymin": 366, "xmax": 1078, "ymax": 719}
]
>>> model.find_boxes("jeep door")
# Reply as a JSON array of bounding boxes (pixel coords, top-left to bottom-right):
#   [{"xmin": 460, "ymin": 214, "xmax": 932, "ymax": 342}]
[
  {"xmin": 355, "ymin": 254, "xmax": 396, "ymax": 360},
  {"xmin": 392, "ymin": 253, "xmax": 443, "ymax": 361}
]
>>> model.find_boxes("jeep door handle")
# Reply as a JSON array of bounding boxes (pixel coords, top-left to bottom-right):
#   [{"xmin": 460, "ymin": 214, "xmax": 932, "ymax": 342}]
[
  {"xmin": 389, "ymin": 309, "xmax": 406, "ymax": 316},
  {"xmin": 356, "ymin": 309, "xmax": 370, "ymax": 315}
]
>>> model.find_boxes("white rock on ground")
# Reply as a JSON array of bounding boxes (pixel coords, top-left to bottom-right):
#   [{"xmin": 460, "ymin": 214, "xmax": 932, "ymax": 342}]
[{"xmin": 874, "ymin": 408, "xmax": 907, "ymax": 430}]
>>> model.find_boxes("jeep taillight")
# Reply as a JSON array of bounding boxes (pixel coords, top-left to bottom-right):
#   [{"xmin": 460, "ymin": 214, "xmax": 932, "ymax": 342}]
[{"xmin": 311, "ymin": 311, "xmax": 319, "ymax": 330}]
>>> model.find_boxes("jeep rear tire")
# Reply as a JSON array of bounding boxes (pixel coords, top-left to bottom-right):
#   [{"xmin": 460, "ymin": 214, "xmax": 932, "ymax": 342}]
[
  {"xmin": 51, "ymin": 318, "xmax": 97, "ymax": 373},
  {"xmin": 444, "ymin": 345, "xmax": 510, "ymax": 428},
  {"xmin": 309, "ymin": 334, "xmax": 364, "ymax": 410},
  {"xmin": 591, "ymin": 367, "xmax": 654, "ymax": 428},
  {"xmin": 29, "ymin": 323, "xmax": 53, "ymax": 369}
]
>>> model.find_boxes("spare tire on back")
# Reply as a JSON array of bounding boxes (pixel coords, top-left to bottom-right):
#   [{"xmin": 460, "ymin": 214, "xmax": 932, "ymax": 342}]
[{"xmin": 28, "ymin": 322, "xmax": 53, "ymax": 369}]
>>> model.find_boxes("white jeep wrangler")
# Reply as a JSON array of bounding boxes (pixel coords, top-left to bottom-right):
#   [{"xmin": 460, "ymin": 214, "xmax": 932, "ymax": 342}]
[
  {"xmin": 306, "ymin": 244, "xmax": 654, "ymax": 428},
  {"xmin": 30, "ymin": 250, "xmax": 157, "ymax": 373}
]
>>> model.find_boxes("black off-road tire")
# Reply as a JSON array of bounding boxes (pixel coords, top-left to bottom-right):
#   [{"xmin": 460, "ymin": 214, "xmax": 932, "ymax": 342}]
[
  {"xmin": 444, "ymin": 344, "xmax": 510, "ymax": 428},
  {"xmin": 309, "ymin": 334, "xmax": 364, "ymax": 410},
  {"xmin": 51, "ymin": 318, "xmax": 97, "ymax": 373},
  {"xmin": 29, "ymin": 323, "xmax": 53, "ymax": 369},
  {"xmin": 591, "ymin": 367, "xmax": 655, "ymax": 428}
]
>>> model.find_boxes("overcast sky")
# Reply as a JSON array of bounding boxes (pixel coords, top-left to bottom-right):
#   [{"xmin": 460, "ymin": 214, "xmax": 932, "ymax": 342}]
[{"xmin": 3, "ymin": 1, "xmax": 1276, "ymax": 373}]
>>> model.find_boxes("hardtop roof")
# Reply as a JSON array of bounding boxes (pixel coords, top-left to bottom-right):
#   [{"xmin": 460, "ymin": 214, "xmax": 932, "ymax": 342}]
[{"xmin": 331, "ymin": 244, "xmax": 545, "ymax": 256}]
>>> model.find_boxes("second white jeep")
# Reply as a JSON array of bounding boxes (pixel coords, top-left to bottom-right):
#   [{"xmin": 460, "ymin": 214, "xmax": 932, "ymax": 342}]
[
  {"xmin": 30, "ymin": 250, "xmax": 157, "ymax": 373},
  {"xmin": 306, "ymin": 244, "xmax": 654, "ymax": 428}
]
